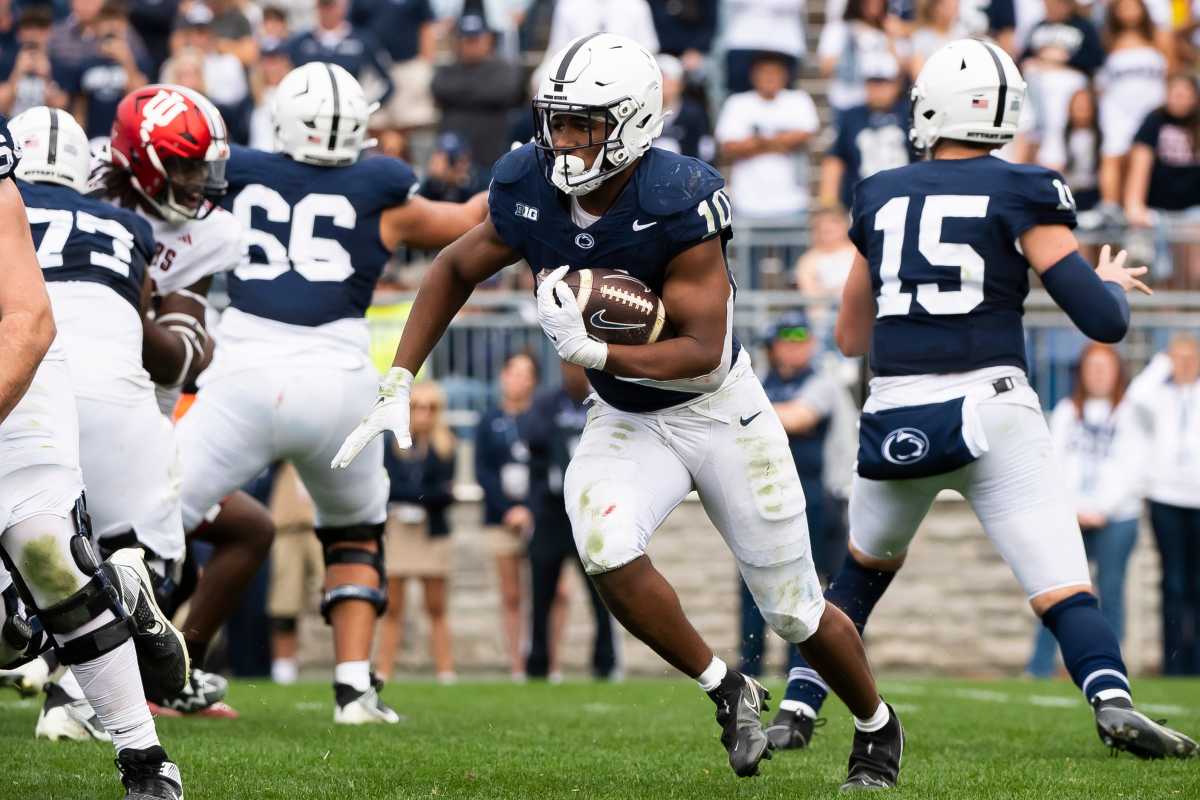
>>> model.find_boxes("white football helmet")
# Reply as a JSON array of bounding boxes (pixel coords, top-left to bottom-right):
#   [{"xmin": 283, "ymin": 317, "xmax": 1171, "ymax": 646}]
[
  {"xmin": 9, "ymin": 106, "xmax": 91, "ymax": 193},
  {"xmin": 909, "ymin": 38, "xmax": 1026, "ymax": 152},
  {"xmin": 272, "ymin": 62, "xmax": 378, "ymax": 167},
  {"xmin": 533, "ymin": 33, "xmax": 665, "ymax": 195}
]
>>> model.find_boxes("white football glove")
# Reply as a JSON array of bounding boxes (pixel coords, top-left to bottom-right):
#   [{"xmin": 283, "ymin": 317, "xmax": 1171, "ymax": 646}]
[
  {"xmin": 330, "ymin": 366, "xmax": 414, "ymax": 469},
  {"xmin": 536, "ymin": 265, "xmax": 608, "ymax": 370}
]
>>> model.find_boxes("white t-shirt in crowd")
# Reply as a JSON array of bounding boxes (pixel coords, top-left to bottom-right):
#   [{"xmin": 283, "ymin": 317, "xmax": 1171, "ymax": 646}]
[
  {"xmin": 723, "ymin": 0, "xmax": 808, "ymax": 59},
  {"xmin": 1128, "ymin": 353, "xmax": 1200, "ymax": 509},
  {"xmin": 715, "ymin": 88, "xmax": 819, "ymax": 219},
  {"xmin": 546, "ymin": 0, "xmax": 659, "ymax": 55},
  {"xmin": 1025, "ymin": 64, "xmax": 1087, "ymax": 159},
  {"xmin": 817, "ymin": 21, "xmax": 892, "ymax": 110},
  {"xmin": 1097, "ymin": 46, "xmax": 1167, "ymax": 156},
  {"xmin": 910, "ymin": 25, "xmax": 966, "ymax": 65},
  {"xmin": 203, "ymin": 52, "xmax": 249, "ymax": 107},
  {"xmin": 1048, "ymin": 396, "xmax": 1144, "ymax": 522}
]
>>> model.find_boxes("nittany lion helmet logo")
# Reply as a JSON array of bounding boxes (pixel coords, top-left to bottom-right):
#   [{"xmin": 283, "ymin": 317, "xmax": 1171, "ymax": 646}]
[{"xmin": 882, "ymin": 427, "xmax": 930, "ymax": 465}]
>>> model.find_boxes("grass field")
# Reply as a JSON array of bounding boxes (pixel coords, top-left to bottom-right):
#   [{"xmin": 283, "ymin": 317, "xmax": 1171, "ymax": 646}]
[{"xmin": 4, "ymin": 676, "xmax": 1200, "ymax": 799}]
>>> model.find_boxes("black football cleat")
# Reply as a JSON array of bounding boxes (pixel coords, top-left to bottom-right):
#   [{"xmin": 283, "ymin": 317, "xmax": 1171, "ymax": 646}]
[
  {"xmin": 116, "ymin": 745, "xmax": 184, "ymax": 800},
  {"xmin": 1093, "ymin": 696, "xmax": 1199, "ymax": 759},
  {"xmin": 840, "ymin": 703, "xmax": 903, "ymax": 791},
  {"xmin": 707, "ymin": 671, "xmax": 773, "ymax": 777},
  {"xmin": 766, "ymin": 707, "xmax": 824, "ymax": 750},
  {"xmin": 107, "ymin": 549, "xmax": 189, "ymax": 702}
]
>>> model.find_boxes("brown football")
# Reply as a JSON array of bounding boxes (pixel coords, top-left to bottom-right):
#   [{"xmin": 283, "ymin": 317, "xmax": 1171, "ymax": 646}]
[{"xmin": 560, "ymin": 268, "xmax": 674, "ymax": 346}]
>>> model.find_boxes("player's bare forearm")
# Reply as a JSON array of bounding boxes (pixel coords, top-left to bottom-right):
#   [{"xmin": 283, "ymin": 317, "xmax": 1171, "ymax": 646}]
[
  {"xmin": 0, "ymin": 179, "xmax": 55, "ymax": 422},
  {"xmin": 603, "ymin": 237, "xmax": 730, "ymax": 381},
  {"xmin": 836, "ymin": 254, "xmax": 875, "ymax": 357},
  {"xmin": 392, "ymin": 216, "xmax": 518, "ymax": 374},
  {"xmin": 380, "ymin": 193, "xmax": 489, "ymax": 252},
  {"xmin": 142, "ymin": 280, "xmax": 212, "ymax": 386},
  {"xmin": 718, "ymin": 137, "xmax": 767, "ymax": 162},
  {"xmin": 769, "ymin": 129, "xmax": 810, "ymax": 153}
]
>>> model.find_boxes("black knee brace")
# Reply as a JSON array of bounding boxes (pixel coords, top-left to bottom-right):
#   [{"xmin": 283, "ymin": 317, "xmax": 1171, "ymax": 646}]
[
  {"xmin": 1, "ymin": 498, "xmax": 133, "ymax": 666},
  {"xmin": 270, "ymin": 616, "xmax": 298, "ymax": 635},
  {"xmin": 0, "ymin": 584, "xmax": 50, "ymax": 669},
  {"xmin": 316, "ymin": 523, "xmax": 387, "ymax": 623}
]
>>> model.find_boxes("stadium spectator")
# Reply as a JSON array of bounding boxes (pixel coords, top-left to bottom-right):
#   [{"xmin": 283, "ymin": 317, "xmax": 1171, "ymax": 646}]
[
  {"xmin": 173, "ymin": 3, "xmax": 252, "ymax": 143},
  {"xmin": 432, "ymin": 13, "xmax": 523, "ymax": 178},
  {"xmin": 545, "ymin": 0, "xmax": 658, "ymax": 56},
  {"xmin": 474, "ymin": 351, "xmax": 537, "ymax": 681},
  {"xmin": 352, "ymin": 0, "xmax": 439, "ymax": 138},
  {"xmin": 740, "ymin": 312, "xmax": 846, "ymax": 673},
  {"xmin": 1040, "ymin": 86, "xmax": 1101, "ymax": 211},
  {"xmin": 1124, "ymin": 73, "xmax": 1200, "ymax": 227},
  {"xmin": 60, "ymin": 0, "xmax": 151, "ymax": 140},
  {"xmin": 158, "ymin": 44, "xmax": 207, "ymax": 92},
  {"xmin": 715, "ymin": 50, "xmax": 819, "ymax": 223},
  {"xmin": 907, "ymin": 0, "xmax": 966, "ymax": 77},
  {"xmin": 435, "ymin": 0, "xmax": 531, "ymax": 61},
  {"xmin": 649, "ymin": 0, "xmax": 716, "ymax": 68},
  {"xmin": 128, "ymin": 0, "xmax": 181, "ymax": 75},
  {"xmin": 1022, "ymin": 0, "xmax": 1106, "ymax": 75},
  {"xmin": 247, "ymin": 38, "xmax": 290, "ymax": 150},
  {"xmin": 520, "ymin": 362, "xmax": 618, "ymax": 682},
  {"xmin": 50, "ymin": 0, "xmax": 150, "ymax": 75},
  {"xmin": 375, "ymin": 385, "xmax": 458, "ymax": 684},
  {"xmin": 818, "ymin": 50, "xmax": 913, "ymax": 211},
  {"xmin": 795, "ymin": 205, "xmax": 857, "ymax": 315},
  {"xmin": 655, "ymin": 53, "xmax": 715, "ymax": 162},
  {"xmin": 0, "ymin": 6, "xmax": 69, "ymax": 117},
  {"xmin": 206, "ymin": 0, "xmax": 257, "ymax": 67},
  {"xmin": 722, "ymin": 0, "xmax": 806, "ymax": 94},
  {"xmin": 287, "ymin": 0, "xmax": 394, "ymax": 106},
  {"xmin": 1097, "ymin": 0, "xmax": 1167, "ymax": 206},
  {"xmin": 265, "ymin": 463, "xmax": 323, "ymax": 686},
  {"xmin": 259, "ymin": 3, "xmax": 289, "ymax": 44},
  {"xmin": 818, "ymin": 0, "xmax": 899, "ymax": 121},
  {"xmin": 420, "ymin": 131, "xmax": 483, "ymax": 202},
  {"xmin": 1026, "ymin": 344, "xmax": 1143, "ymax": 677},
  {"xmin": 1130, "ymin": 336, "xmax": 1200, "ymax": 675}
]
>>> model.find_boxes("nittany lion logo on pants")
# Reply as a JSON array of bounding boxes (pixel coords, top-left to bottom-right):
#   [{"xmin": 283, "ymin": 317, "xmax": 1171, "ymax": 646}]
[{"xmin": 882, "ymin": 428, "xmax": 930, "ymax": 465}]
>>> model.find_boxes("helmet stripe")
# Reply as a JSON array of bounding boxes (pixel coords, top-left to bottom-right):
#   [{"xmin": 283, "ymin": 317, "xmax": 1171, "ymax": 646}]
[
  {"xmin": 324, "ymin": 63, "xmax": 341, "ymax": 152},
  {"xmin": 553, "ymin": 32, "xmax": 602, "ymax": 83},
  {"xmin": 979, "ymin": 40, "xmax": 1008, "ymax": 129},
  {"xmin": 47, "ymin": 108, "xmax": 59, "ymax": 166}
]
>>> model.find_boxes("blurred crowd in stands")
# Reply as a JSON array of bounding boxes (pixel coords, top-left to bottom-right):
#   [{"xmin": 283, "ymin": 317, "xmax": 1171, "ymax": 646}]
[{"xmin": 4, "ymin": 0, "xmax": 1198, "ymax": 291}]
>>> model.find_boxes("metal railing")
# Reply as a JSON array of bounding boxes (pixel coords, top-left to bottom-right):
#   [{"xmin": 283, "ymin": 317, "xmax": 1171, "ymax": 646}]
[{"xmin": 367, "ymin": 289, "xmax": 1200, "ymax": 433}]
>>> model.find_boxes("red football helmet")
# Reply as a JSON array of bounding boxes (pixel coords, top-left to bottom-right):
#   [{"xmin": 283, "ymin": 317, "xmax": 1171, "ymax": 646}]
[{"xmin": 109, "ymin": 84, "xmax": 229, "ymax": 223}]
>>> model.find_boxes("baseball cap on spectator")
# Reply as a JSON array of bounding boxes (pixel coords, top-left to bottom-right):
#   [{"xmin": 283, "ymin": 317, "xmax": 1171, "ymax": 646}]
[
  {"xmin": 435, "ymin": 131, "xmax": 469, "ymax": 162},
  {"xmin": 458, "ymin": 13, "xmax": 490, "ymax": 37},
  {"xmin": 260, "ymin": 38, "xmax": 288, "ymax": 58},
  {"xmin": 763, "ymin": 310, "xmax": 812, "ymax": 346},
  {"xmin": 178, "ymin": 2, "xmax": 214, "ymax": 28},
  {"xmin": 861, "ymin": 51, "xmax": 900, "ymax": 82}
]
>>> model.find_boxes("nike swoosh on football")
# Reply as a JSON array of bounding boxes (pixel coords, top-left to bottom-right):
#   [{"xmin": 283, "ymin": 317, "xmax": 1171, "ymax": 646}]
[
  {"xmin": 632, "ymin": 220, "xmax": 658, "ymax": 231},
  {"xmin": 590, "ymin": 309, "xmax": 645, "ymax": 330},
  {"xmin": 739, "ymin": 411, "xmax": 763, "ymax": 427}
]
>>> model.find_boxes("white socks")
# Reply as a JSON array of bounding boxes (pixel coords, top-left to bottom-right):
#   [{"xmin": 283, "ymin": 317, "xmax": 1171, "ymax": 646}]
[
  {"xmin": 69, "ymin": 640, "xmax": 159, "ymax": 752},
  {"xmin": 854, "ymin": 700, "xmax": 890, "ymax": 733},
  {"xmin": 696, "ymin": 656, "xmax": 728, "ymax": 692},
  {"xmin": 779, "ymin": 699, "xmax": 819, "ymax": 719},
  {"xmin": 334, "ymin": 660, "xmax": 371, "ymax": 692},
  {"xmin": 272, "ymin": 659, "xmax": 298, "ymax": 685}
]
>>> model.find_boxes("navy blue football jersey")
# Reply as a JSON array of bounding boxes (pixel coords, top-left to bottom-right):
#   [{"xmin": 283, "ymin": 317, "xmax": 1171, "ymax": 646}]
[
  {"xmin": 19, "ymin": 179, "xmax": 153, "ymax": 310},
  {"xmin": 849, "ymin": 156, "xmax": 1077, "ymax": 376},
  {"xmin": 830, "ymin": 101, "xmax": 915, "ymax": 210},
  {"xmin": 489, "ymin": 144, "xmax": 739, "ymax": 413},
  {"xmin": 221, "ymin": 146, "xmax": 418, "ymax": 327}
]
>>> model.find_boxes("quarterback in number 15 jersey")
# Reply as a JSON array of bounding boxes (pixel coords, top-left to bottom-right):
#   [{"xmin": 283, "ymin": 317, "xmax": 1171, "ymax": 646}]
[{"xmin": 849, "ymin": 155, "xmax": 1076, "ymax": 376}]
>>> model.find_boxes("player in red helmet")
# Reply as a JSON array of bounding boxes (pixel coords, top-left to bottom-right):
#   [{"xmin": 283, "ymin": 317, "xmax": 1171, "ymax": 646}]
[{"xmin": 89, "ymin": 85, "xmax": 274, "ymax": 719}]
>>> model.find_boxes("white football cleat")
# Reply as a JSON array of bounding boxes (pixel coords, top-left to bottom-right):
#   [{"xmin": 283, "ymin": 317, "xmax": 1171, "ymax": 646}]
[
  {"xmin": 35, "ymin": 682, "xmax": 111, "ymax": 742},
  {"xmin": 0, "ymin": 657, "xmax": 50, "ymax": 697},
  {"xmin": 333, "ymin": 682, "xmax": 403, "ymax": 725}
]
